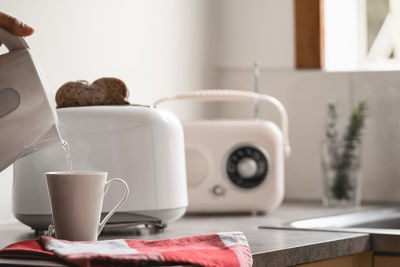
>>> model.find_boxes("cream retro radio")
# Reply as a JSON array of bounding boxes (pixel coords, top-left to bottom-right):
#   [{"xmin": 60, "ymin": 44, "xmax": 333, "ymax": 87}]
[{"xmin": 155, "ymin": 89, "xmax": 290, "ymax": 213}]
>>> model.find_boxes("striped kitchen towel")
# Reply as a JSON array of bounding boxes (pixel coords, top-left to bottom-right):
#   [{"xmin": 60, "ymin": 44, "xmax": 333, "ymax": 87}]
[{"xmin": 0, "ymin": 232, "xmax": 252, "ymax": 267}]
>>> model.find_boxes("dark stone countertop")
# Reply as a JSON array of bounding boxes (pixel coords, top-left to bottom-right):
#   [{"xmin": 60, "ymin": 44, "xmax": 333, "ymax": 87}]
[{"xmin": 0, "ymin": 202, "xmax": 394, "ymax": 266}]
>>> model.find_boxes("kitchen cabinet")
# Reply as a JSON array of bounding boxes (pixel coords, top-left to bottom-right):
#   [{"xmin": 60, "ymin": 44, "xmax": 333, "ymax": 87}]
[
  {"xmin": 374, "ymin": 254, "xmax": 400, "ymax": 267},
  {"xmin": 295, "ymin": 252, "xmax": 400, "ymax": 267},
  {"xmin": 295, "ymin": 252, "xmax": 372, "ymax": 267}
]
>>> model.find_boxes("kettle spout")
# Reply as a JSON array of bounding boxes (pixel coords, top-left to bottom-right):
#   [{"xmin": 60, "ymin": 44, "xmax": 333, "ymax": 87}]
[{"xmin": 33, "ymin": 124, "xmax": 62, "ymax": 151}]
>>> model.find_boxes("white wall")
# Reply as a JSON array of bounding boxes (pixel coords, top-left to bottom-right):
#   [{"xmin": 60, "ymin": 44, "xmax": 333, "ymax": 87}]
[
  {"xmin": 2, "ymin": 0, "xmax": 214, "ymax": 101},
  {"xmin": 0, "ymin": 0, "xmax": 214, "ymax": 222},
  {"xmin": 211, "ymin": 0, "xmax": 294, "ymax": 70},
  {"xmin": 3, "ymin": 0, "xmax": 400, "ymax": 223},
  {"xmin": 216, "ymin": 69, "xmax": 400, "ymax": 203},
  {"xmin": 211, "ymin": 1, "xmax": 400, "ymax": 203},
  {"xmin": 0, "ymin": 167, "xmax": 13, "ymax": 223}
]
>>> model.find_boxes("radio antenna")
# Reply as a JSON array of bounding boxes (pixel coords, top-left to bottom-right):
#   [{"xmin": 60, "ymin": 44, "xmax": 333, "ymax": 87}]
[{"xmin": 253, "ymin": 61, "xmax": 260, "ymax": 119}]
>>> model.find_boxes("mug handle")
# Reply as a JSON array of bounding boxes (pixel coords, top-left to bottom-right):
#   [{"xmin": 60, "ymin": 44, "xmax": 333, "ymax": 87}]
[{"xmin": 98, "ymin": 178, "xmax": 130, "ymax": 235}]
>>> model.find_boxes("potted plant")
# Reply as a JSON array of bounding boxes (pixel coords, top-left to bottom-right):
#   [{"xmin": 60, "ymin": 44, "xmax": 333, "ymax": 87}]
[{"xmin": 322, "ymin": 98, "xmax": 368, "ymax": 207}]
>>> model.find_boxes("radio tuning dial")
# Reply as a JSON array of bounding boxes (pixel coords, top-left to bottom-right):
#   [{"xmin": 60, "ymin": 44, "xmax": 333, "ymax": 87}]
[
  {"xmin": 237, "ymin": 157, "xmax": 258, "ymax": 178},
  {"xmin": 226, "ymin": 145, "xmax": 269, "ymax": 189}
]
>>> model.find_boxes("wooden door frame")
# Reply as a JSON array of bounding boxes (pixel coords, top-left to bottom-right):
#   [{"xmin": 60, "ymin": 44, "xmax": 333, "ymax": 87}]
[{"xmin": 294, "ymin": 0, "xmax": 325, "ymax": 68}]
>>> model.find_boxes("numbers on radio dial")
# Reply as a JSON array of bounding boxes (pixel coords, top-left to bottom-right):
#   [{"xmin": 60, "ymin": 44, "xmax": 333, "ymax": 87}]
[{"xmin": 226, "ymin": 146, "xmax": 269, "ymax": 189}]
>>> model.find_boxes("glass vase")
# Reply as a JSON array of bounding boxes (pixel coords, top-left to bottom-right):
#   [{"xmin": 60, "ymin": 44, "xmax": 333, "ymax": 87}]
[{"xmin": 321, "ymin": 141, "xmax": 362, "ymax": 207}]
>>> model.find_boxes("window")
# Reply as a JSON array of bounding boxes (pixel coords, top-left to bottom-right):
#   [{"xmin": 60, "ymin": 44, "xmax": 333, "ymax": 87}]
[
  {"xmin": 365, "ymin": 0, "xmax": 400, "ymax": 63},
  {"xmin": 296, "ymin": 0, "xmax": 400, "ymax": 70}
]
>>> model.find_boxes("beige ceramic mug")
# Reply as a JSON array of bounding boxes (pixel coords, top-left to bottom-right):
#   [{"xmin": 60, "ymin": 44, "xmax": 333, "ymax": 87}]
[{"xmin": 45, "ymin": 171, "xmax": 129, "ymax": 241}]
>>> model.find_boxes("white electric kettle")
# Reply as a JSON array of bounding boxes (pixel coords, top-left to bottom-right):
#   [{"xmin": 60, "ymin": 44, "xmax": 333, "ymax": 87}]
[{"xmin": 0, "ymin": 28, "xmax": 61, "ymax": 172}]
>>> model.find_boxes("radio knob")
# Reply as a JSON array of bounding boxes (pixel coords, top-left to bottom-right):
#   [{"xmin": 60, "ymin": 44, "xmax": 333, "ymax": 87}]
[
  {"xmin": 237, "ymin": 157, "xmax": 258, "ymax": 178},
  {"xmin": 212, "ymin": 185, "xmax": 225, "ymax": 196}
]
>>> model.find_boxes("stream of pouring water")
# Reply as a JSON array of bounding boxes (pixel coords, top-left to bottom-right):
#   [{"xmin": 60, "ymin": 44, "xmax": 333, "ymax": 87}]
[{"xmin": 61, "ymin": 139, "xmax": 73, "ymax": 173}]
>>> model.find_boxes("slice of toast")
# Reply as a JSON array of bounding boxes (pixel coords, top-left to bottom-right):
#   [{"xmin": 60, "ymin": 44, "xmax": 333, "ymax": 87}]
[{"xmin": 55, "ymin": 78, "xmax": 130, "ymax": 108}]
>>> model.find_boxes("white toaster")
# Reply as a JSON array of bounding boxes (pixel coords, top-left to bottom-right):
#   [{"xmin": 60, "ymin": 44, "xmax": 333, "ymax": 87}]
[{"xmin": 13, "ymin": 105, "xmax": 188, "ymax": 231}]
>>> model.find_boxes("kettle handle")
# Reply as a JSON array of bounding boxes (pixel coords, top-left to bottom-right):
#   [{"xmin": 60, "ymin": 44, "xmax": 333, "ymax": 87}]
[
  {"xmin": 0, "ymin": 28, "xmax": 29, "ymax": 52},
  {"xmin": 154, "ymin": 89, "xmax": 291, "ymax": 157}
]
